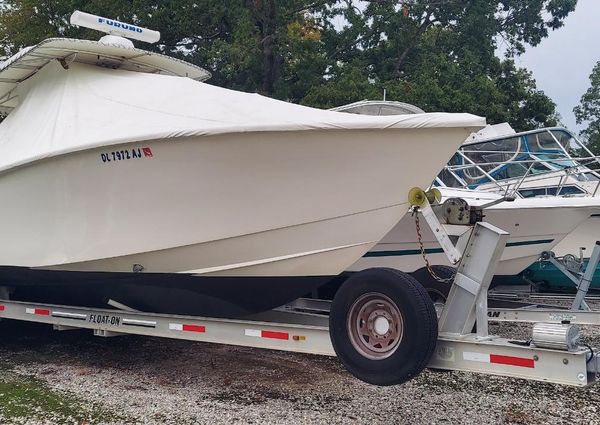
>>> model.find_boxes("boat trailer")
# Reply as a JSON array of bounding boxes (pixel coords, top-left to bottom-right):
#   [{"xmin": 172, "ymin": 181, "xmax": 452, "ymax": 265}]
[
  {"xmin": 486, "ymin": 242, "xmax": 600, "ymax": 326},
  {"xmin": 0, "ymin": 190, "xmax": 598, "ymax": 387}
]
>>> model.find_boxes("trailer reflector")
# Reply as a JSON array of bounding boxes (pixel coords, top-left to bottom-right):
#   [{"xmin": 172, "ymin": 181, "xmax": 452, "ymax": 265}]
[
  {"xmin": 183, "ymin": 324, "xmax": 205, "ymax": 333},
  {"xmin": 169, "ymin": 323, "xmax": 205, "ymax": 333},
  {"xmin": 25, "ymin": 308, "xmax": 50, "ymax": 316},
  {"xmin": 293, "ymin": 335, "xmax": 306, "ymax": 341},
  {"xmin": 463, "ymin": 352, "xmax": 535, "ymax": 368},
  {"xmin": 0, "ymin": 305, "xmax": 4, "ymax": 311},
  {"xmin": 245, "ymin": 329, "xmax": 289, "ymax": 340},
  {"xmin": 262, "ymin": 330, "xmax": 289, "ymax": 340},
  {"xmin": 490, "ymin": 354, "xmax": 535, "ymax": 368}
]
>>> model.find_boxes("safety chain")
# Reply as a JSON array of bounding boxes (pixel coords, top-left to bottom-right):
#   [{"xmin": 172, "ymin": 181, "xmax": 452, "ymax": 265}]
[{"xmin": 412, "ymin": 206, "xmax": 453, "ymax": 283}]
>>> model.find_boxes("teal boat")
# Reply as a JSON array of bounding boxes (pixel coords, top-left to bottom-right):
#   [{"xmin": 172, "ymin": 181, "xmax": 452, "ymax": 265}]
[{"xmin": 519, "ymin": 258, "xmax": 600, "ymax": 292}]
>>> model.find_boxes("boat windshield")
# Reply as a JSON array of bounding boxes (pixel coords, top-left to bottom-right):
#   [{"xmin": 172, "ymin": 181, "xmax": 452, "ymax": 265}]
[
  {"xmin": 436, "ymin": 167, "xmax": 465, "ymax": 188},
  {"xmin": 460, "ymin": 137, "xmax": 521, "ymax": 182}
]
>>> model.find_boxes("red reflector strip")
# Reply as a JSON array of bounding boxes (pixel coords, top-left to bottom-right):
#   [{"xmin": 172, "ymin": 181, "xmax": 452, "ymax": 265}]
[
  {"xmin": 245, "ymin": 329, "xmax": 290, "ymax": 340},
  {"xmin": 26, "ymin": 308, "xmax": 50, "ymax": 316},
  {"xmin": 0, "ymin": 305, "xmax": 4, "ymax": 311},
  {"xmin": 261, "ymin": 330, "xmax": 289, "ymax": 340},
  {"xmin": 169, "ymin": 323, "xmax": 206, "ymax": 333},
  {"xmin": 490, "ymin": 354, "xmax": 535, "ymax": 368},
  {"xmin": 182, "ymin": 324, "xmax": 205, "ymax": 333}
]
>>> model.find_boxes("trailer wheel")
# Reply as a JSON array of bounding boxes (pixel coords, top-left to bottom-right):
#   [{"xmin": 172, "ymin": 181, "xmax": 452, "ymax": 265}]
[
  {"xmin": 411, "ymin": 266, "xmax": 456, "ymax": 317},
  {"xmin": 329, "ymin": 268, "xmax": 438, "ymax": 386}
]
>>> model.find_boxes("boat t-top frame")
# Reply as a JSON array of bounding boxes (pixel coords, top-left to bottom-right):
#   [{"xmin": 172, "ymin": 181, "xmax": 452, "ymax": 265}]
[{"xmin": 0, "ymin": 11, "xmax": 211, "ymax": 113}]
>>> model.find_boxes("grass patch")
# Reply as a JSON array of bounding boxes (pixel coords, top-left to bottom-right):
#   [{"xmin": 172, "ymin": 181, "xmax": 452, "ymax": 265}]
[{"xmin": 0, "ymin": 372, "xmax": 125, "ymax": 424}]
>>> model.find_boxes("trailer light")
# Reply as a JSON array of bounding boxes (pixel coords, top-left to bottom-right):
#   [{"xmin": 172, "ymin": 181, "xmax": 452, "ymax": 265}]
[{"xmin": 292, "ymin": 335, "xmax": 306, "ymax": 341}]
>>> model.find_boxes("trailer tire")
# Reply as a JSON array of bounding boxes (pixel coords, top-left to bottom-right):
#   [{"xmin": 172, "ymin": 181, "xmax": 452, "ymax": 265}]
[
  {"xmin": 329, "ymin": 267, "xmax": 438, "ymax": 386},
  {"xmin": 411, "ymin": 266, "xmax": 456, "ymax": 316}
]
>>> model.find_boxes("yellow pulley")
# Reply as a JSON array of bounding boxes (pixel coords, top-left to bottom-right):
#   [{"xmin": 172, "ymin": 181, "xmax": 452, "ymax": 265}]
[
  {"xmin": 408, "ymin": 187, "xmax": 442, "ymax": 207},
  {"xmin": 408, "ymin": 187, "xmax": 427, "ymax": 207},
  {"xmin": 426, "ymin": 187, "xmax": 442, "ymax": 205}
]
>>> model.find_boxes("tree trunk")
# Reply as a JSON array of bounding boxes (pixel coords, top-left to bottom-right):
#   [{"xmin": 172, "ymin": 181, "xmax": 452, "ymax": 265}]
[
  {"xmin": 249, "ymin": 0, "xmax": 277, "ymax": 95},
  {"xmin": 394, "ymin": 10, "xmax": 434, "ymax": 76}
]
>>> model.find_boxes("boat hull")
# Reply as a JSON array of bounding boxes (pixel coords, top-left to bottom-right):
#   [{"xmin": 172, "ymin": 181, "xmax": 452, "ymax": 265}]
[
  {"xmin": 0, "ymin": 126, "xmax": 472, "ymax": 315},
  {"xmin": 350, "ymin": 203, "xmax": 597, "ymax": 276},
  {"xmin": 551, "ymin": 214, "xmax": 600, "ymax": 258},
  {"xmin": 4, "ymin": 266, "xmax": 333, "ymax": 317},
  {"xmin": 520, "ymin": 259, "xmax": 600, "ymax": 291}
]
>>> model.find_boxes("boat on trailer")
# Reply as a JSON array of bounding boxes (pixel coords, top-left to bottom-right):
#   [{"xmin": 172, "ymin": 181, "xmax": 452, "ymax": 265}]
[
  {"xmin": 438, "ymin": 124, "xmax": 600, "ymax": 289},
  {"xmin": 1, "ymin": 47, "xmax": 598, "ymax": 386},
  {"xmin": 332, "ymin": 101, "xmax": 600, "ymax": 294},
  {"xmin": 350, "ymin": 187, "xmax": 600, "ymax": 276},
  {"xmin": 0, "ymin": 12, "xmax": 484, "ymax": 317}
]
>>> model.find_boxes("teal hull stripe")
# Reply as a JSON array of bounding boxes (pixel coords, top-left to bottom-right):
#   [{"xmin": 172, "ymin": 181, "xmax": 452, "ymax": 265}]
[{"xmin": 363, "ymin": 239, "xmax": 553, "ymax": 258}]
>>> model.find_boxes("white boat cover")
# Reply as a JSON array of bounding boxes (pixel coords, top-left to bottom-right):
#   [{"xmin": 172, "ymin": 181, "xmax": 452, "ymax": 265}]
[
  {"xmin": 463, "ymin": 122, "xmax": 516, "ymax": 144},
  {"xmin": 0, "ymin": 59, "xmax": 485, "ymax": 172}
]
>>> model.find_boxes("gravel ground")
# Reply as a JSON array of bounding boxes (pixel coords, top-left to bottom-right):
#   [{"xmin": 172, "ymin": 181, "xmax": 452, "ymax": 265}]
[{"xmin": 0, "ymin": 301, "xmax": 599, "ymax": 425}]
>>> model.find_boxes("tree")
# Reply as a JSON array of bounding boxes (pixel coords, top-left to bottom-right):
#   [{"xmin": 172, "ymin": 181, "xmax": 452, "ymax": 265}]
[
  {"xmin": 0, "ymin": 0, "xmax": 330, "ymax": 100},
  {"xmin": 0, "ymin": 0, "xmax": 576, "ymax": 129},
  {"xmin": 574, "ymin": 61, "xmax": 600, "ymax": 155},
  {"xmin": 302, "ymin": 0, "xmax": 571, "ymax": 130}
]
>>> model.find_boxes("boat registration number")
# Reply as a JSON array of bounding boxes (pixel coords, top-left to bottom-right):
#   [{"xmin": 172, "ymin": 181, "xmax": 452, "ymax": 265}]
[
  {"xmin": 89, "ymin": 314, "xmax": 122, "ymax": 326},
  {"xmin": 100, "ymin": 147, "xmax": 153, "ymax": 163}
]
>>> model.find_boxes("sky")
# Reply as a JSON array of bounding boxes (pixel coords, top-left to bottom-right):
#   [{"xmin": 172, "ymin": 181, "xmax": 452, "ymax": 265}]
[{"xmin": 514, "ymin": 0, "xmax": 600, "ymax": 134}]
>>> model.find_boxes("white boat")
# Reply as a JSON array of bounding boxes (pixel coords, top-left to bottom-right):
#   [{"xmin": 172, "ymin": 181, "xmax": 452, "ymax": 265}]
[
  {"xmin": 330, "ymin": 102, "xmax": 600, "ymax": 283},
  {"xmin": 438, "ymin": 124, "xmax": 600, "ymax": 261},
  {"xmin": 0, "ymin": 17, "xmax": 485, "ymax": 317},
  {"xmin": 349, "ymin": 188, "xmax": 600, "ymax": 276}
]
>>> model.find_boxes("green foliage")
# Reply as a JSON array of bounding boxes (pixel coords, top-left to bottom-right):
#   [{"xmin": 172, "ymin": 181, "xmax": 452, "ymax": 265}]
[
  {"xmin": 0, "ymin": 0, "xmax": 576, "ymax": 130},
  {"xmin": 304, "ymin": 0, "xmax": 567, "ymax": 130},
  {"xmin": 0, "ymin": 372, "xmax": 123, "ymax": 423},
  {"xmin": 574, "ymin": 61, "xmax": 600, "ymax": 155}
]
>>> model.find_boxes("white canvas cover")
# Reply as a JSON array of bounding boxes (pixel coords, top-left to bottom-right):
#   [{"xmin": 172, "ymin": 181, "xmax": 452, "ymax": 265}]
[
  {"xmin": 0, "ymin": 60, "xmax": 485, "ymax": 172},
  {"xmin": 463, "ymin": 122, "xmax": 516, "ymax": 144}
]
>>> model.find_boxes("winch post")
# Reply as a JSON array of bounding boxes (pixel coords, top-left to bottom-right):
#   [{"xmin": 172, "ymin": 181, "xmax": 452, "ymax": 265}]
[
  {"xmin": 572, "ymin": 241, "xmax": 600, "ymax": 311},
  {"xmin": 438, "ymin": 221, "xmax": 509, "ymax": 336},
  {"xmin": 407, "ymin": 188, "xmax": 510, "ymax": 336}
]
